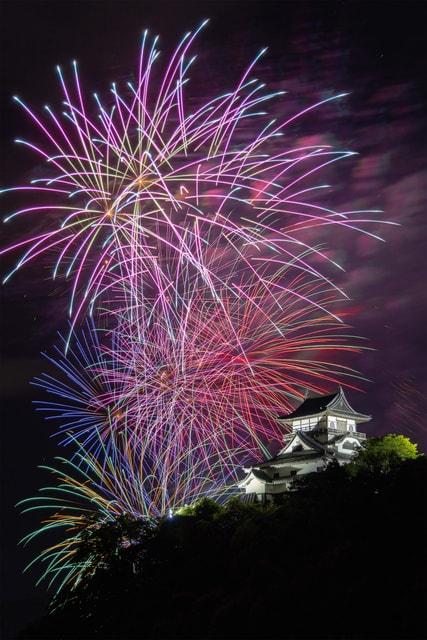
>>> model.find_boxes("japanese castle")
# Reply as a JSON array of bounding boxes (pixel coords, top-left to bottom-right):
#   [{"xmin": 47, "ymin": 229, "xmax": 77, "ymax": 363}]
[{"xmin": 238, "ymin": 388, "xmax": 371, "ymax": 502}]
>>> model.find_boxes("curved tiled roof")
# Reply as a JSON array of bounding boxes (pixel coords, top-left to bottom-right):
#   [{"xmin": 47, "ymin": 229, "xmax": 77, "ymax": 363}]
[
  {"xmin": 278, "ymin": 392, "xmax": 338, "ymax": 419},
  {"xmin": 259, "ymin": 449, "xmax": 324, "ymax": 467},
  {"xmin": 278, "ymin": 388, "xmax": 371, "ymax": 422},
  {"xmin": 251, "ymin": 468, "xmax": 272, "ymax": 482}
]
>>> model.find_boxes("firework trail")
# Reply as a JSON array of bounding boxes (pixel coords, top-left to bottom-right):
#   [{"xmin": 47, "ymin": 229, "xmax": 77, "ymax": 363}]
[
  {"xmin": 17, "ymin": 430, "xmax": 237, "ymax": 594},
  {"xmin": 389, "ymin": 378, "xmax": 427, "ymax": 438},
  {"xmin": 17, "ymin": 439, "xmax": 154, "ymax": 595},
  {"xmin": 1, "ymin": 20, "xmax": 389, "ymax": 347}
]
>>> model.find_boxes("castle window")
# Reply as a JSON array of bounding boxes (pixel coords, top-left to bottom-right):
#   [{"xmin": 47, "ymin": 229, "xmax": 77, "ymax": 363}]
[
  {"xmin": 274, "ymin": 472, "xmax": 280, "ymax": 480},
  {"xmin": 337, "ymin": 419, "xmax": 346, "ymax": 431},
  {"xmin": 292, "ymin": 444, "xmax": 303, "ymax": 452},
  {"xmin": 343, "ymin": 441, "xmax": 356, "ymax": 450}
]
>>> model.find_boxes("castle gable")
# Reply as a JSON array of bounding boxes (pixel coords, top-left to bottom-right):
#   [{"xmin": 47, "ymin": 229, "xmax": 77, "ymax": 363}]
[
  {"xmin": 327, "ymin": 388, "xmax": 355, "ymax": 414},
  {"xmin": 280, "ymin": 430, "xmax": 321, "ymax": 455}
]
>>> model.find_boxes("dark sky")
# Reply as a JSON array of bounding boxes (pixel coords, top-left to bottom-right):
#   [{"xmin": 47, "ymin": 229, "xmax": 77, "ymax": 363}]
[{"xmin": 1, "ymin": 1, "xmax": 426, "ymax": 636}]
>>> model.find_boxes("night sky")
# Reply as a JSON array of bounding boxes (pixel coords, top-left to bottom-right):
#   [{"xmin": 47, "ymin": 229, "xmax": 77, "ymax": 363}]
[{"xmin": 1, "ymin": 1, "xmax": 426, "ymax": 636}]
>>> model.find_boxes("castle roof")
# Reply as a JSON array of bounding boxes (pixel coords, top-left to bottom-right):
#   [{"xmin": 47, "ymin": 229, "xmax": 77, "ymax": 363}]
[
  {"xmin": 256, "ymin": 429, "xmax": 361, "ymax": 469},
  {"xmin": 278, "ymin": 388, "xmax": 371, "ymax": 423},
  {"xmin": 279, "ymin": 392, "xmax": 338, "ymax": 419},
  {"xmin": 250, "ymin": 468, "xmax": 272, "ymax": 482},
  {"xmin": 261, "ymin": 450, "xmax": 323, "ymax": 466},
  {"xmin": 237, "ymin": 428, "xmax": 361, "ymax": 490}
]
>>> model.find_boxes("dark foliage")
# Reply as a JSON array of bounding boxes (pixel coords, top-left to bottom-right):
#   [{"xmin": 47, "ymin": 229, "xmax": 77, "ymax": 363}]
[{"xmin": 19, "ymin": 456, "xmax": 427, "ymax": 640}]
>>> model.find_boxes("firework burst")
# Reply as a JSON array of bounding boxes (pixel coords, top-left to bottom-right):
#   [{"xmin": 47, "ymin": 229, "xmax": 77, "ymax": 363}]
[
  {"xmin": 33, "ymin": 253, "xmax": 366, "ymax": 515},
  {"xmin": 1, "ymin": 21, "xmax": 388, "ymax": 346},
  {"xmin": 9, "ymin": 23, "xmax": 387, "ymax": 595}
]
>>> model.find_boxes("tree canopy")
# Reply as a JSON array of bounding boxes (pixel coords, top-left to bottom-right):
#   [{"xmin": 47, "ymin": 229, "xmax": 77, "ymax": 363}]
[{"xmin": 349, "ymin": 433, "xmax": 419, "ymax": 475}]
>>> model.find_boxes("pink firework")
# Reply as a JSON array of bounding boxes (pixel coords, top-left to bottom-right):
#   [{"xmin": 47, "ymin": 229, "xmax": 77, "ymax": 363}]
[
  {"xmin": 34, "ymin": 254, "xmax": 365, "ymax": 516},
  {"xmin": 1, "ymin": 21, "xmax": 389, "ymax": 347}
]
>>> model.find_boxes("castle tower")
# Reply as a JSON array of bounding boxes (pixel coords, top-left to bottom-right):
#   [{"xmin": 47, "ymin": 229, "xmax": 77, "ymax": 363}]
[
  {"xmin": 237, "ymin": 388, "xmax": 371, "ymax": 503},
  {"xmin": 278, "ymin": 386, "xmax": 371, "ymax": 443}
]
